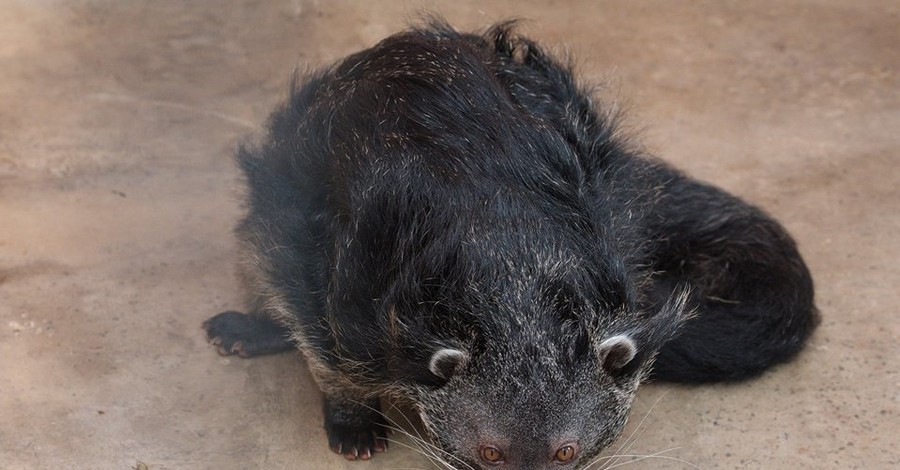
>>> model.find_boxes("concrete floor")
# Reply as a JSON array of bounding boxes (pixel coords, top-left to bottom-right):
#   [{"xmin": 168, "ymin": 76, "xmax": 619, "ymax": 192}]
[{"xmin": 1, "ymin": 1, "xmax": 897, "ymax": 469}]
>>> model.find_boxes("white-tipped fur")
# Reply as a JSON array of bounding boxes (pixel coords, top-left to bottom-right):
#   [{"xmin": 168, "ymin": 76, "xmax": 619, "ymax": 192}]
[
  {"xmin": 598, "ymin": 334, "xmax": 638, "ymax": 371},
  {"xmin": 428, "ymin": 348, "xmax": 468, "ymax": 380}
]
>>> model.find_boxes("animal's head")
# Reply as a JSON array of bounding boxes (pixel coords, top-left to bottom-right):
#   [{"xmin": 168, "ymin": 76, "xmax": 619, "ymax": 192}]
[{"xmin": 407, "ymin": 290, "xmax": 690, "ymax": 470}]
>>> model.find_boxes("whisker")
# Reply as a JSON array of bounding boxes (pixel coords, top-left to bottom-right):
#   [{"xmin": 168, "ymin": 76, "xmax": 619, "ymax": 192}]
[
  {"xmin": 384, "ymin": 437, "xmax": 454, "ymax": 470},
  {"xmin": 618, "ymin": 392, "xmax": 670, "ymax": 451},
  {"xmin": 377, "ymin": 416, "xmax": 471, "ymax": 469},
  {"xmin": 601, "ymin": 447, "xmax": 700, "ymax": 469},
  {"xmin": 344, "ymin": 399, "xmax": 459, "ymax": 469},
  {"xmin": 382, "ymin": 403, "xmax": 475, "ymax": 470},
  {"xmin": 385, "ymin": 401, "xmax": 433, "ymax": 446},
  {"xmin": 590, "ymin": 390, "xmax": 670, "ymax": 469}
]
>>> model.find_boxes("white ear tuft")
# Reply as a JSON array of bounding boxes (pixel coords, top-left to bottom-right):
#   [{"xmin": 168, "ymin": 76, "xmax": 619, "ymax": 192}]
[
  {"xmin": 598, "ymin": 334, "xmax": 638, "ymax": 373},
  {"xmin": 428, "ymin": 348, "xmax": 468, "ymax": 381}
]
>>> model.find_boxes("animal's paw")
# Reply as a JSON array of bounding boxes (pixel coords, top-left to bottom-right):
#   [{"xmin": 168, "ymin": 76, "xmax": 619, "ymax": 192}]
[
  {"xmin": 202, "ymin": 310, "xmax": 292, "ymax": 358},
  {"xmin": 326, "ymin": 421, "xmax": 389, "ymax": 460},
  {"xmin": 324, "ymin": 398, "xmax": 390, "ymax": 460}
]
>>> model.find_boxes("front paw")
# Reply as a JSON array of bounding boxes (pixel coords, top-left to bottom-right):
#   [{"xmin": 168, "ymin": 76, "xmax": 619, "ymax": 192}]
[
  {"xmin": 324, "ymin": 398, "xmax": 389, "ymax": 460},
  {"xmin": 202, "ymin": 310, "xmax": 291, "ymax": 358}
]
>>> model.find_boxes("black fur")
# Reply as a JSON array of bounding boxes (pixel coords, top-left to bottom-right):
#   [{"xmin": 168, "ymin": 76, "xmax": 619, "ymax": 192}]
[
  {"xmin": 204, "ymin": 310, "xmax": 293, "ymax": 357},
  {"xmin": 205, "ymin": 20, "xmax": 818, "ymax": 468}
]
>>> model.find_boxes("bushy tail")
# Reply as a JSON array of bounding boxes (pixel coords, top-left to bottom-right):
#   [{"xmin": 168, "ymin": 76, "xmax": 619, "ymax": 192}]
[
  {"xmin": 651, "ymin": 291, "xmax": 819, "ymax": 382},
  {"xmin": 643, "ymin": 179, "xmax": 820, "ymax": 383}
]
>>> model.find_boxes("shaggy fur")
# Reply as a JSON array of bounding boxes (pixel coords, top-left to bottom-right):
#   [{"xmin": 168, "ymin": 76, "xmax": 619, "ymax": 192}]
[{"xmin": 204, "ymin": 20, "xmax": 818, "ymax": 469}]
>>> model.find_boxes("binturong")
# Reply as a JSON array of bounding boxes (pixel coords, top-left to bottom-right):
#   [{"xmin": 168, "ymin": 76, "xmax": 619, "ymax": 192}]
[{"xmin": 204, "ymin": 19, "xmax": 819, "ymax": 469}]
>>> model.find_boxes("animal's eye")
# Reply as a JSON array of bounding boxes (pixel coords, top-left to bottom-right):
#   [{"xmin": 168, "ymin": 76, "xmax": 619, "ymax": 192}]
[
  {"xmin": 554, "ymin": 445, "xmax": 576, "ymax": 463},
  {"xmin": 480, "ymin": 446, "xmax": 504, "ymax": 464}
]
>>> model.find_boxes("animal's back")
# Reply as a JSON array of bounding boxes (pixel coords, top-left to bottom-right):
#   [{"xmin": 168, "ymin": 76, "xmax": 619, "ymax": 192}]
[{"xmin": 238, "ymin": 24, "xmax": 629, "ymax": 357}]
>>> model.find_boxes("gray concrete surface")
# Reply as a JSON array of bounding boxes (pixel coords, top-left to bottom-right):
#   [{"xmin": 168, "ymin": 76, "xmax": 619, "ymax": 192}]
[{"xmin": 1, "ymin": 1, "xmax": 898, "ymax": 469}]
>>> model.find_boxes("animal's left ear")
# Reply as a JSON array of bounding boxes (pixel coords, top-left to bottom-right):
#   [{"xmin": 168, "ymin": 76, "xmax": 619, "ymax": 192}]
[
  {"xmin": 597, "ymin": 334, "xmax": 638, "ymax": 374},
  {"xmin": 428, "ymin": 348, "xmax": 468, "ymax": 381},
  {"xmin": 598, "ymin": 286, "xmax": 693, "ymax": 377}
]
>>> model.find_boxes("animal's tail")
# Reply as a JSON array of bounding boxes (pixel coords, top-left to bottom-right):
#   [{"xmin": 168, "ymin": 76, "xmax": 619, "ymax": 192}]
[
  {"xmin": 643, "ymin": 178, "xmax": 820, "ymax": 383},
  {"xmin": 651, "ymin": 289, "xmax": 819, "ymax": 382}
]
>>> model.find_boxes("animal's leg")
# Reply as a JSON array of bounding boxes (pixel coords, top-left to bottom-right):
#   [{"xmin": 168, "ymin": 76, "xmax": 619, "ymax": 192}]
[
  {"xmin": 323, "ymin": 395, "xmax": 389, "ymax": 460},
  {"xmin": 203, "ymin": 310, "xmax": 294, "ymax": 357}
]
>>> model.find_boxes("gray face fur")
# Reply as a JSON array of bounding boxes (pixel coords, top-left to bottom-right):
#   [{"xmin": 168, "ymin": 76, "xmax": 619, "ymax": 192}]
[{"xmin": 413, "ymin": 333, "xmax": 643, "ymax": 470}]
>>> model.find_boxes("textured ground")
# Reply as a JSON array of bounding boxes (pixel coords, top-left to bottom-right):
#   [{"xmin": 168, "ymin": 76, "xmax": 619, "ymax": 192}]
[{"xmin": 1, "ymin": 1, "xmax": 898, "ymax": 469}]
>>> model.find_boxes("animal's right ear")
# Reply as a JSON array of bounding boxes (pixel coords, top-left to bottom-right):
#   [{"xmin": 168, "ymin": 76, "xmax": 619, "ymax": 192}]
[{"xmin": 428, "ymin": 347, "xmax": 468, "ymax": 381}]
